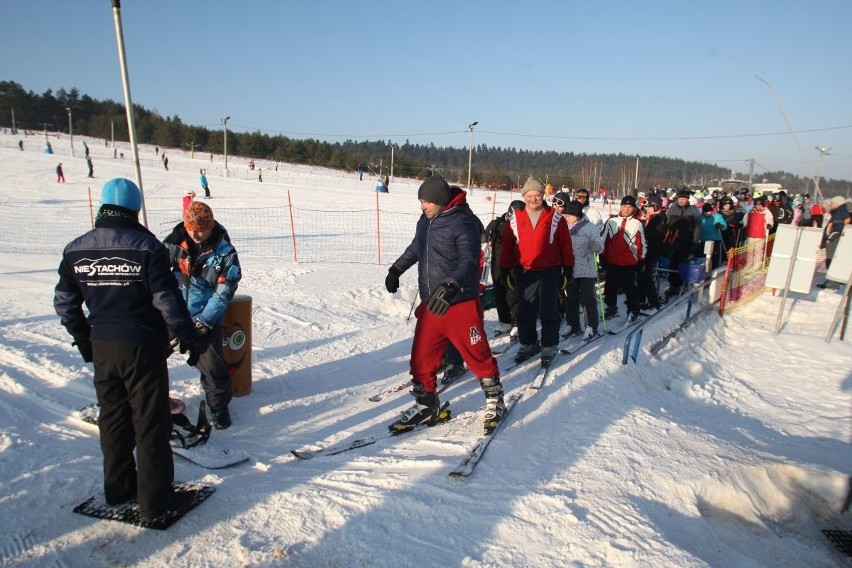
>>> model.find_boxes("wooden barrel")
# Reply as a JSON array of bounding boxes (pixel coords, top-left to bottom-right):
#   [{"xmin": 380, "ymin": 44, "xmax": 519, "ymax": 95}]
[{"xmin": 222, "ymin": 294, "xmax": 252, "ymax": 396}]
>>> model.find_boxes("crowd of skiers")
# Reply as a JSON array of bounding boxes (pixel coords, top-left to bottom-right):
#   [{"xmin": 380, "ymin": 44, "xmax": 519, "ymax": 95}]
[{"xmin": 481, "ymin": 183, "xmax": 851, "ymax": 339}]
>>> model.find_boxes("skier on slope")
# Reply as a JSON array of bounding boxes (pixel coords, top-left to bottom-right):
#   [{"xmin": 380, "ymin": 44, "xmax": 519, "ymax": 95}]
[{"xmin": 384, "ymin": 175, "xmax": 505, "ymax": 433}]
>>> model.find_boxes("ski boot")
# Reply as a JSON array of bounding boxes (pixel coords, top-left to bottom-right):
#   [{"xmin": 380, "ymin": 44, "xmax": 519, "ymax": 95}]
[
  {"xmin": 493, "ymin": 322, "xmax": 512, "ymax": 336},
  {"xmin": 440, "ymin": 364, "xmax": 466, "ymax": 385},
  {"xmin": 561, "ymin": 324, "xmax": 582, "ymax": 340},
  {"xmin": 389, "ymin": 383, "xmax": 449, "ymax": 433},
  {"xmin": 514, "ymin": 343, "xmax": 541, "ymax": 364},
  {"xmin": 481, "ymin": 377, "xmax": 506, "ymax": 434},
  {"xmin": 540, "ymin": 345, "xmax": 557, "ymax": 367}
]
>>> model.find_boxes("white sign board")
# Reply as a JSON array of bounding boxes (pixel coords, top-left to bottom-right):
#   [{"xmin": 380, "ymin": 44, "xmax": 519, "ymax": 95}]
[
  {"xmin": 825, "ymin": 224, "xmax": 852, "ymax": 284},
  {"xmin": 765, "ymin": 225, "xmax": 824, "ymax": 293}
]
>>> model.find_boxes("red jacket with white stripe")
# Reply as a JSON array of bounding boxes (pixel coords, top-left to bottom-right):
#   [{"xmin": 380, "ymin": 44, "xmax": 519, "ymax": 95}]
[
  {"xmin": 602, "ymin": 214, "xmax": 646, "ymax": 266},
  {"xmin": 499, "ymin": 206, "xmax": 575, "ymax": 271}
]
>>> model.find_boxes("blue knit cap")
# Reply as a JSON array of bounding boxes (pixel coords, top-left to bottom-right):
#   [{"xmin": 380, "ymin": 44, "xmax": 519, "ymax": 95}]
[{"xmin": 100, "ymin": 178, "xmax": 142, "ymax": 212}]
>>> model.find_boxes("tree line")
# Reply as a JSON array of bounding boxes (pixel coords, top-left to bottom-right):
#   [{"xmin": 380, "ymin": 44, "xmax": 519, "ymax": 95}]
[{"xmin": 1, "ymin": 80, "xmax": 846, "ymax": 194}]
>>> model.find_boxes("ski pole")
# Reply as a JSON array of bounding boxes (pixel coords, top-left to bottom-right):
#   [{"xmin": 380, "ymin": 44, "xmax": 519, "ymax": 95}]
[
  {"xmin": 594, "ymin": 252, "xmax": 608, "ymax": 333},
  {"xmin": 406, "ymin": 286, "xmax": 419, "ymax": 323}
]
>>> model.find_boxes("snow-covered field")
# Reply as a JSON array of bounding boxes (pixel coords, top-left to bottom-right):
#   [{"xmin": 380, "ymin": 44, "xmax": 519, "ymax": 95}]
[{"xmin": 0, "ymin": 132, "xmax": 850, "ymax": 567}]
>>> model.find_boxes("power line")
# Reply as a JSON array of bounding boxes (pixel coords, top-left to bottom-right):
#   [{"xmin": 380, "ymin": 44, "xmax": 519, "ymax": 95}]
[
  {"xmin": 477, "ymin": 124, "xmax": 852, "ymax": 142},
  {"xmin": 199, "ymin": 123, "xmax": 852, "ymax": 143}
]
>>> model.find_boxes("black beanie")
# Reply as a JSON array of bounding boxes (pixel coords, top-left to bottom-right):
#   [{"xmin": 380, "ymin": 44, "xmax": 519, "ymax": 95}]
[
  {"xmin": 418, "ymin": 176, "xmax": 451, "ymax": 206},
  {"xmin": 565, "ymin": 200, "xmax": 585, "ymax": 217}
]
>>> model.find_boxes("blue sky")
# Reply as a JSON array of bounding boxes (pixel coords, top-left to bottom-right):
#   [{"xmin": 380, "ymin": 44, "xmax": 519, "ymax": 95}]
[{"xmin": 2, "ymin": 0, "xmax": 851, "ymax": 181}]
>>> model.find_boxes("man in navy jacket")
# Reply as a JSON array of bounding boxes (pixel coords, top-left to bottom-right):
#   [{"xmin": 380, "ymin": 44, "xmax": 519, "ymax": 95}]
[
  {"xmin": 385, "ymin": 176, "xmax": 504, "ymax": 434},
  {"xmin": 55, "ymin": 178, "xmax": 199, "ymax": 522}
]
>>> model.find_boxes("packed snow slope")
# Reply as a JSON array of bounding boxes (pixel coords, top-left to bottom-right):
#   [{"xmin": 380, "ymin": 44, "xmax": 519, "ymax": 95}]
[{"xmin": 0, "ymin": 133, "xmax": 850, "ymax": 567}]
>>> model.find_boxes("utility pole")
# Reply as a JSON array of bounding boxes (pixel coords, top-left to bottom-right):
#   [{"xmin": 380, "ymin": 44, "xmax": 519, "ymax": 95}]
[
  {"xmin": 66, "ymin": 107, "xmax": 74, "ymax": 157},
  {"xmin": 634, "ymin": 155, "xmax": 639, "ymax": 194},
  {"xmin": 467, "ymin": 121, "xmax": 478, "ymax": 193},
  {"xmin": 221, "ymin": 116, "xmax": 230, "ymax": 176},
  {"xmin": 747, "ymin": 159, "xmax": 755, "ymax": 194},
  {"xmin": 815, "ymin": 146, "xmax": 831, "ymax": 201}
]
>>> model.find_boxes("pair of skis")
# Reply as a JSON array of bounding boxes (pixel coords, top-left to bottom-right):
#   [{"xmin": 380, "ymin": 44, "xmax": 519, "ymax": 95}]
[{"xmin": 292, "ymin": 342, "xmax": 558, "ymax": 478}]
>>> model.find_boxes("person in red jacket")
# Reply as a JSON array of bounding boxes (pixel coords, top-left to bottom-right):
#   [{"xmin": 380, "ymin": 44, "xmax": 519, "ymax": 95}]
[
  {"xmin": 499, "ymin": 176, "xmax": 575, "ymax": 365},
  {"xmin": 182, "ymin": 190, "xmax": 195, "ymax": 214},
  {"xmin": 601, "ymin": 195, "xmax": 647, "ymax": 323}
]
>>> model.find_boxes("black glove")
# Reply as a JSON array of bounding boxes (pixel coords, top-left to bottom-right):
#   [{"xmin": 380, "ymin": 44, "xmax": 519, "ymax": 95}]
[
  {"xmin": 498, "ymin": 271, "xmax": 509, "ymax": 288},
  {"xmin": 561, "ymin": 266, "xmax": 573, "ymax": 290},
  {"xmin": 385, "ymin": 265, "xmax": 404, "ymax": 293},
  {"xmin": 179, "ymin": 334, "xmax": 201, "ymax": 367},
  {"xmin": 194, "ymin": 318, "xmax": 212, "ymax": 337},
  {"xmin": 426, "ymin": 279, "xmax": 460, "ymax": 316},
  {"xmin": 498, "ymin": 270, "xmax": 516, "ymax": 290},
  {"xmin": 714, "ymin": 222, "xmax": 722, "ymax": 231},
  {"xmin": 72, "ymin": 338, "xmax": 93, "ymax": 363}
]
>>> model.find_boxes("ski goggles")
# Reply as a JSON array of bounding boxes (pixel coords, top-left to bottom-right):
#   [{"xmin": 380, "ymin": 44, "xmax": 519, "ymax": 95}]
[{"xmin": 552, "ymin": 197, "xmax": 566, "ymax": 207}]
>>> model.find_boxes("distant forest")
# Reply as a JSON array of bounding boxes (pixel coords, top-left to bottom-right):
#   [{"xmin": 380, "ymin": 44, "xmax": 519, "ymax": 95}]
[{"xmin": 1, "ymin": 80, "xmax": 848, "ymax": 195}]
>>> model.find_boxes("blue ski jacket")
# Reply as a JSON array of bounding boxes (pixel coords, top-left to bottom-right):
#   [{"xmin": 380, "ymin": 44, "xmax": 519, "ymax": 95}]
[{"xmin": 163, "ymin": 222, "xmax": 241, "ymax": 327}]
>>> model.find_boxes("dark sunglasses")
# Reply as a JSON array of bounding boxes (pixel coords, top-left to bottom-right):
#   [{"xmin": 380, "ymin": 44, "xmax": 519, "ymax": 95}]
[
  {"xmin": 576, "ymin": 194, "xmax": 588, "ymax": 199},
  {"xmin": 552, "ymin": 197, "xmax": 566, "ymax": 207}
]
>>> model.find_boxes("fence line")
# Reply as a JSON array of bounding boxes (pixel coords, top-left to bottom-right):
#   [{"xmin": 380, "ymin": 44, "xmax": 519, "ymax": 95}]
[{"xmin": 0, "ymin": 196, "xmax": 510, "ymax": 265}]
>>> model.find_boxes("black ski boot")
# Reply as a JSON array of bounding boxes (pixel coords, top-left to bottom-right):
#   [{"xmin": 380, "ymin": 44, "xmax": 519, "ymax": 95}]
[
  {"xmin": 514, "ymin": 343, "xmax": 541, "ymax": 364},
  {"xmin": 389, "ymin": 382, "xmax": 446, "ymax": 433},
  {"xmin": 481, "ymin": 376, "xmax": 506, "ymax": 434},
  {"xmin": 440, "ymin": 364, "xmax": 466, "ymax": 385},
  {"xmin": 540, "ymin": 345, "xmax": 557, "ymax": 367}
]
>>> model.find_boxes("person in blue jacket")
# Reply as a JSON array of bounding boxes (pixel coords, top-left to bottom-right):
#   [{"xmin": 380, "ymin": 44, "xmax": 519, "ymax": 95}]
[
  {"xmin": 164, "ymin": 202, "xmax": 241, "ymax": 429},
  {"xmin": 699, "ymin": 202, "xmax": 728, "ymax": 269},
  {"xmin": 54, "ymin": 178, "xmax": 200, "ymax": 522},
  {"xmin": 384, "ymin": 176, "xmax": 504, "ymax": 433},
  {"xmin": 199, "ymin": 169, "xmax": 210, "ymax": 198}
]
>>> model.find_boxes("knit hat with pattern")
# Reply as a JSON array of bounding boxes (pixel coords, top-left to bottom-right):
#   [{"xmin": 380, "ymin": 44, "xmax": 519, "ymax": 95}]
[{"xmin": 184, "ymin": 201, "xmax": 215, "ymax": 231}]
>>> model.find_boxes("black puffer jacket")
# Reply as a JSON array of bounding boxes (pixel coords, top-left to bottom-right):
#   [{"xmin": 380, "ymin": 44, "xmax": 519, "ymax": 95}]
[{"xmin": 392, "ymin": 188, "xmax": 481, "ymax": 303}]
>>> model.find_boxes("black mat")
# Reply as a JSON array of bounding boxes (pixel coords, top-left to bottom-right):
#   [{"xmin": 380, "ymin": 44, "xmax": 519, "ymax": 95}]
[{"xmin": 73, "ymin": 481, "xmax": 215, "ymax": 530}]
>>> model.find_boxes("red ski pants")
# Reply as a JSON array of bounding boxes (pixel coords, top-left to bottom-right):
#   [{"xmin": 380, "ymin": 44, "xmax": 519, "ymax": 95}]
[{"xmin": 409, "ymin": 297, "xmax": 499, "ymax": 392}]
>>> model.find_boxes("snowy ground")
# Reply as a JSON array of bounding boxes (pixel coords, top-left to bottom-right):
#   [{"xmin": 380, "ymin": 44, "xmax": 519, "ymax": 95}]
[{"xmin": 0, "ymin": 132, "xmax": 850, "ymax": 567}]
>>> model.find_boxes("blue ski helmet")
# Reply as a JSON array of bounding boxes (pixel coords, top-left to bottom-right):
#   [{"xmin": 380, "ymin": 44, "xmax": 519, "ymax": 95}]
[{"xmin": 100, "ymin": 178, "xmax": 142, "ymax": 212}]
